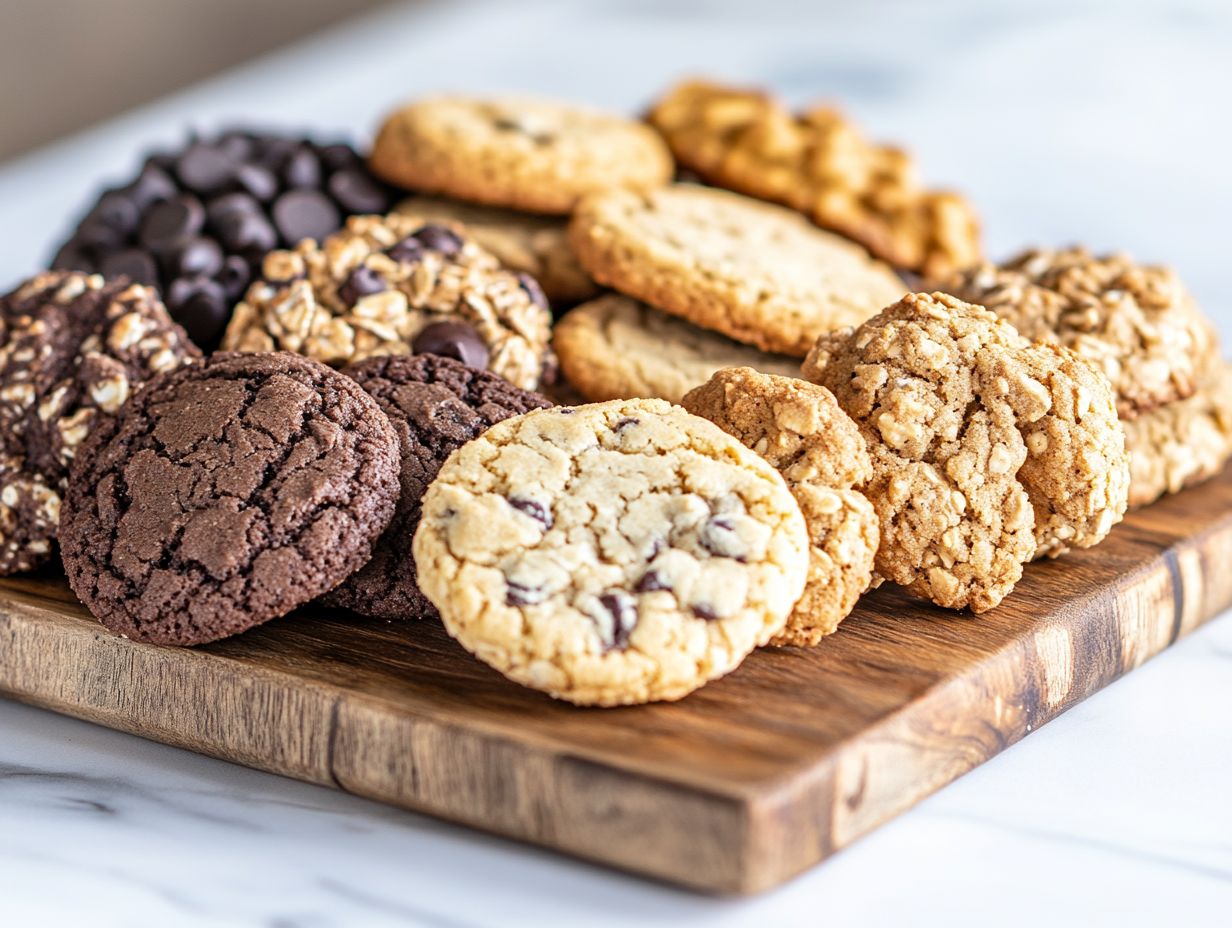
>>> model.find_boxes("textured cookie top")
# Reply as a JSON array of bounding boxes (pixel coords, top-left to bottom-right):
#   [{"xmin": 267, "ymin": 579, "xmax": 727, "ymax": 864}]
[
  {"xmin": 223, "ymin": 213, "xmax": 554, "ymax": 390},
  {"xmin": 553, "ymin": 294, "xmax": 800, "ymax": 404},
  {"xmin": 804, "ymin": 292, "xmax": 1128, "ymax": 612},
  {"xmin": 569, "ymin": 184, "xmax": 906, "ymax": 356},
  {"xmin": 647, "ymin": 79, "xmax": 982, "ymax": 277},
  {"xmin": 324, "ymin": 353, "xmax": 551, "ymax": 620},
  {"xmin": 59, "ymin": 352, "xmax": 400, "ymax": 645},
  {"xmin": 682, "ymin": 367, "xmax": 879, "ymax": 645},
  {"xmin": 369, "ymin": 96, "xmax": 673, "ymax": 214},
  {"xmin": 412, "ymin": 399, "xmax": 810, "ymax": 705},
  {"xmin": 0, "ymin": 271, "xmax": 199, "ymax": 575},
  {"xmin": 396, "ymin": 195, "xmax": 596, "ymax": 303},
  {"xmin": 941, "ymin": 247, "xmax": 1218, "ymax": 418}
]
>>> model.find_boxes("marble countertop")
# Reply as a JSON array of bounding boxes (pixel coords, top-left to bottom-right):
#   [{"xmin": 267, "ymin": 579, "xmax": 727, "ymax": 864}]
[{"xmin": 1, "ymin": 1, "xmax": 1230, "ymax": 924}]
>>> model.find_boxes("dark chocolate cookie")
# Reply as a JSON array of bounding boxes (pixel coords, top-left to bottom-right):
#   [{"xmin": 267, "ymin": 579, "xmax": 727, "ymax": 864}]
[
  {"xmin": 59, "ymin": 352, "xmax": 400, "ymax": 644},
  {"xmin": 322, "ymin": 353, "xmax": 551, "ymax": 620},
  {"xmin": 0, "ymin": 271, "xmax": 199, "ymax": 575}
]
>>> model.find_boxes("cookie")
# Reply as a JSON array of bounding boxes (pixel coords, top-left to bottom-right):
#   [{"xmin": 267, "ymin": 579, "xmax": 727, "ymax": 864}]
[
  {"xmin": 52, "ymin": 129, "xmax": 397, "ymax": 350},
  {"xmin": 553, "ymin": 294, "xmax": 801, "ymax": 404},
  {"xmin": 803, "ymin": 292, "xmax": 1129, "ymax": 613},
  {"xmin": 369, "ymin": 96, "xmax": 673, "ymax": 215},
  {"xmin": 682, "ymin": 368, "xmax": 879, "ymax": 646},
  {"xmin": 395, "ymin": 195, "xmax": 596, "ymax": 305},
  {"xmin": 412, "ymin": 399, "xmax": 810, "ymax": 706},
  {"xmin": 322, "ymin": 354, "xmax": 552, "ymax": 619},
  {"xmin": 59, "ymin": 352, "xmax": 400, "ymax": 645},
  {"xmin": 647, "ymin": 79, "xmax": 982, "ymax": 278},
  {"xmin": 222, "ymin": 214, "xmax": 555, "ymax": 390},
  {"xmin": 0, "ymin": 271, "xmax": 199, "ymax": 575},
  {"xmin": 568, "ymin": 184, "xmax": 905, "ymax": 356},
  {"xmin": 941, "ymin": 248, "xmax": 1219, "ymax": 418},
  {"xmin": 1124, "ymin": 361, "xmax": 1232, "ymax": 508}
]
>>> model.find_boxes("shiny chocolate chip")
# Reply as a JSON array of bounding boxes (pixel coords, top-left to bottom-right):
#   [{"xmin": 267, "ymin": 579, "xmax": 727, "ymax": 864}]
[
  {"xmin": 176, "ymin": 143, "xmax": 235, "ymax": 195},
  {"xmin": 283, "ymin": 148, "xmax": 322, "ymax": 189},
  {"xmin": 328, "ymin": 168, "xmax": 389, "ymax": 214},
  {"xmin": 100, "ymin": 248, "xmax": 158, "ymax": 285},
  {"xmin": 271, "ymin": 189, "xmax": 339, "ymax": 244},
  {"xmin": 411, "ymin": 320, "xmax": 490, "ymax": 369},
  {"xmin": 139, "ymin": 195, "xmax": 205, "ymax": 248},
  {"xmin": 338, "ymin": 265, "xmax": 386, "ymax": 306},
  {"xmin": 413, "ymin": 223, "xmax": 463, "ymax": 255},
  {"xmin": 386, "ymin": 236, "xmax": 425, "ymax": 264}
]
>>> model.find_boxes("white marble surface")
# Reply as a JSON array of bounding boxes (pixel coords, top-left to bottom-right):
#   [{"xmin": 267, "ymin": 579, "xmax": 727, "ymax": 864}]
[{"xmin": 1, "ymin": 0, "xmax": 1230, "ymax": 924}]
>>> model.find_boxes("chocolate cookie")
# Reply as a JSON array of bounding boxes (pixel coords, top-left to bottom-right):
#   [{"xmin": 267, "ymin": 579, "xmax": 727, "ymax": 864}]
[
  {"xmin": 0, "ymin": 271, "xmax": 199, "ymax": 575},
  {"xmin": 323, "ymin": 354, "xmax": 551, "ymax": 619},
  {"xmin": 59, "ymin": 352, "xmax": 400, "ymax": 645}
]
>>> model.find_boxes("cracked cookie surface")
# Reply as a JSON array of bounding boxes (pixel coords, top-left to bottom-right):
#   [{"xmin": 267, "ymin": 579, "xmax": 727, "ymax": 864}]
[
  {"xmin": 553, "ymin": 294, "xmax": 800, "ymax": 404},
  {"xmin": 59, "ymin": 352, "xmax": 400, "ymax": 645},
  {"xmin": 804, "ymin": 292, "xmax": 1128, "ymax": 613},
  {"xmin": 0, "ymin": 271, "xmax": 199, "ymax": 575},
  {"xmin": 942, "ymin": 247, "xmax": 1218, "ymax": 418},
  {"xmin": 682, "ymin": 368, "xmax": 878, "ymax": 645},
  {"xmin": 412, "ymin": 398, "xmax": 810, "ymax": 706},
  {"xmin": 569, "ymin": 184, "xmax": 905, "ymax": 356},
  {"xmin": 222, "ymin": 213, "xmax": 554, "ymax": 390},
  {"xmin": 323, "ymin": 353, "xmax": 551, "ymax": 619},
  {"xmin": 370, "ymin": 96, "xmax": 673, "ymax": 214}
]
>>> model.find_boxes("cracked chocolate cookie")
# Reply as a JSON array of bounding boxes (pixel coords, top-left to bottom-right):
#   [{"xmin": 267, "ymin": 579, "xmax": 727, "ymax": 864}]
[
  {"xmin": 369, "ymin": 96, "xmax": 673, "ymax": 215},
  {"xmin": 941, "ymin": 247, "xmax": 1218, "ymax": 418},
  {"xmin": 553, "ymin": 294, "xmax": 801, "ymax": 404},
  {"xmin": 0, "ymin": 271, "xmax": 199, "ymax": 575},
  {"xmin": 682, "ymin": 368, "xmax": 879, "ymax": 646},
  {"xmin": 412, "ymin": 399, "xmax": 810, "ymax": 706},
  {"xmin": 395, "ymin": 195, "xmax": 596, "ymax": 305},
  {"xmin": 322, "ymin": 353, "xmax": 551, "ymax": 619},
  {"xmin": 59, "ymin": 352, "xmax": 400, "ymax": 645},
  {"xmin": 222, "ymin": 213, "xmax": 555, "ymax": 390},
  {"xmin": 804, "ymin": 292, "xmax": 1129, "ymax": 613},
  {"xmin": 568, "ymin": 184, "xmax": 905, "ymax": 356}
]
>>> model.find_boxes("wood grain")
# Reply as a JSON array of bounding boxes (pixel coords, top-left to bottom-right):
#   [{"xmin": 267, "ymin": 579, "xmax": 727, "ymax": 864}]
[{"xmin": 2, "ymin": 468, "xmax": 1231, "ymax": 894}]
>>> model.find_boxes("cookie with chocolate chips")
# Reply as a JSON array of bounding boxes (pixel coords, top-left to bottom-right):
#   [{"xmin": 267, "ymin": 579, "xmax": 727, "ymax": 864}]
[
  {"xmin": 0, "ymin": 271, "xmax": 199, "ymax": 575},
  {"xmin": 322, "ymin": 354, "xmax": 551, "ymax": 619},
  {"xmin": 412, "ymin": 399, "xmax": 810, "ymax": 706},
  {"xmin": 59, "ymin": 352, "xmax": 400, "ymax": 645}
]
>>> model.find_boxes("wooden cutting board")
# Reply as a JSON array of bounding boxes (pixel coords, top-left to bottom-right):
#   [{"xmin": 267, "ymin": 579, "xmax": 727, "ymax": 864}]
[{"xmin": 1, "ymin": 468, "xmax": 1230, "ymax": 894}]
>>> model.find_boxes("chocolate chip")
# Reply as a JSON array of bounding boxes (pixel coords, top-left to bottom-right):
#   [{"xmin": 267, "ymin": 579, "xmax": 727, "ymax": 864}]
[
  {"xmin": 412, "ymin": 320, "xmax": 490, "ymax": 369},
  {"xmin": 51, "ymin": 243, "xmax": 95, "ymax": 273},
  {"xmin": 283, "ymin": 148, "xmax": 322, "ymax": 189},
  {"xmin": 614, "ymin": 417, "xmax": 640, "ymax": 432},
  {"xmin": 318, "ymin": 143, "xmax": 358, "ymax": 171},
  {"xmin": 139, "ymin": 195, "xmax": 205, "ymax": 248},
  {"xmin": 516, "ymin": 272, "xmax": 548, "ymax": 310},
  {"xmin": 597, "ymin": 591, "xmax": 637, "ymax": 650},
  {"xmin": 635, "ymin": 570, "xmax": 671, "ymax": 593},
  {"xmin": 413, "ymin": 224, "xmax": 463, "ymax": 255},
  {"xmin": 176, "ymin": 143, "xmax": 235, "ymax": 195},
  {"xmin": 507, "ymin": 496, "xmax": 552, "ymax": 529},
  {"xmin": 387, "ymin": 236, "xmax": 425, "ymax": 264},
  {"xmin": 235, "ymin": 163, "xmax": 279, "ymax": 202},
  {"xmin": 100, "ymin": 248, "xmax": 158, "ymax": 284},
  {"xmin": 74, "ymin": 219, "xmax": 125, "ymax": 251},
  {"xmin": 217, "ymin": 255, "xmax": 252, "ymax": 300},
  {"xmin": 272, "ymin": 189, "xmax": 340, "ymax": 245},
  {"xmin": 338, "ymin": 265, "xmax": 386, "ymax": 306},
  {"xmin": 701, "ymin": 515, "xmax": 746, "ymax": 561},
  {"xmin": 218, "ymin": 131, "xmax": 254, "ymax": 162},
  {"xmin": 167, "ymin": 277, "xmax": 228, "ymax": 347},
  {"xmin": 328, "ymin": 167, "xmax": 389, "ymax": 214},
  {"xmin": 506, "ymin": 581, "xmax": 544, "ymax": 607},
  {"xmin": 168, "ymin": 237, "xmax": 224, "ymax": 279},
  {"xmin": 215, "ymin": 210, "xmax": 277, "ymax": 253},
  {"xmin": 691, "ymin": 603, "xmax": 720, "ymax": 621},
  {"xmin": 205, "ymin": 192, "xmax": 261, "ymax": 227},
  {"xmin": 84, "ymin": 191, "xmax": 139, "ymax": 235},
  {"xmin": 122, "ymin": 163, "xmax": 177, "ymax": 211},
  {"xmin": 167, "ymin": 275, "xmax": 225, "ymax": 309}
]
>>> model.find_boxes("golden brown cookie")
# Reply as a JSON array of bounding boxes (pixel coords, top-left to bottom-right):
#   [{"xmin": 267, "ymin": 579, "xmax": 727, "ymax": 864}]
[
  {"xmin": 369, "ymin": 96, "xmax": 673, "ymax": 214},
  {"xmin": 804, "ymin": 292, "xmax": 1129, "ymax": 613},
  {"xmin": 682, "ymin": 368, "xmax": 878, "ymax": 645},
  {"xmin": 941, "ymin": 248, "xmax": 1219, "ymax": 418},
  {"xmin": 395, "ymin": 195, "xmax": 597, "ymax": 304},
  {"xmin": 553, "ymin": 294, "xmax": 800, "ymax": 404},
  {"xmin": 569, "ymin": 184, "xmax": 905, "ymax": 356},
  {"xmin": 647, "ymin": 79, "xmax": 982, "ymax": 277}
]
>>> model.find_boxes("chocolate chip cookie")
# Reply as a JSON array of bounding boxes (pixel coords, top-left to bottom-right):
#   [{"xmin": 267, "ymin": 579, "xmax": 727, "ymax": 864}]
[
  {"xmin": 59, "ymin": 352, "xmax": 400, "ymax": 645},
  {"xmin": 804, "ymin": 292, "xmax": 1129, "ymax": 613},
  {"xmin": 553, "ymin": 294, "xmax": 801, "ymax": 404},
  {"xmin": 568, "ymin": 184, "xmax": 905, "ymax": 356},
  {"xmin": 369, "ymin": 96, "xmax": 673, "ymax": 214},
  {"xmin": 222, "ymin": 213, "xmax": 555, "ymax": 390},
  {"xmin": 0, "ymin": 271, "xmax": 199, "ymax": 575},
  {"xmin": 941, "ymin": 247, "xmax": 1218, "ymax": 418},
  {"xmin": 682, "ymin": 368, "xmax": 879, "ymax": 646},
  {"xmin": 322, "ymin": 353, "xmax": 551, "ymax": 619},
  {"xmin": 395, "ymin": 195, "xmax": 596, "ymax": 305},
  {"xmin": 412, "ymin": 399, "xmax": 810, "ymax": 705}
]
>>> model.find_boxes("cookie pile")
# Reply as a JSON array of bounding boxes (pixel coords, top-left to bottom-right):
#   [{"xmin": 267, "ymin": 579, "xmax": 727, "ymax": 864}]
[{"xmin": 0, "ymin": 80, "xmax": 1226, "ymax": 709}]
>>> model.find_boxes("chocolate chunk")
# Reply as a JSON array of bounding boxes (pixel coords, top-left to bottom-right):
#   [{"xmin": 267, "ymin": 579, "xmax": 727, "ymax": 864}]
[
  {"xmin": 516, "ymin": 272, "xmax": 548, "ymax": 310},
  {"xmin": 168, "ymin": 237, "xmax": 224, "ymax": 279},
  {"xmin": 508, "ymin": 496, "xmax": 552, "ymax": 529},
  {"xmin": 215, "ymin": 210, "xmax": 277, "ymax": 254},
  {"xmin": 328, "ymin": 168, "xmax": 389, "ymax": 214},
  {"xmin": 635, "ymin": 570, "xmax": 671, "ymax": 593},
  {"xmin": 100, "ymin": 248, "xmax": 158, "ymax": 284},
  {"xmin": 284, "ymin": 148, "xmax": 322, "ymax": 189},
  {"xmin": 176, "ymin": 143, "xmax": 235, "ymax": 195},
  {"xmin": 387, "ymin": 236, "xmax": 425, "ymax": 264},
  {"xmin": 85, "ymin": 191, "xmax": 139, "ymax": 235},
  {"xmin": 235, "ymin": 163, "xmax": 278, "ymax": 202},
  {"xmin": 597, "ymin": 591, "xmax": 637, "ymax": 650},
  {"xmin": 272, "ymin": 189, "xmax": 340, "ymax": 245},
  {"xmin": 412, "ymin": 320, "xmax": 490, "ymax": 369},
  {"xmin": 139, "ymin": 195, "xmax": 205, "ymax": 248},
  {"xmin": 338, "ymin": 265, "xmax": 386, "ymax": 306},
  {"xmin": 413, "ymin": 224, "xmax": 463, "ymax": 255}
]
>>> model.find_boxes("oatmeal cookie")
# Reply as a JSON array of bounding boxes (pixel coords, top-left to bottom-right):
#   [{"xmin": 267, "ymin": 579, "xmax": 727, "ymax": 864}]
[{"xmin": 412, "ymin": 399, "xmax": 810, "ymax": 705}]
